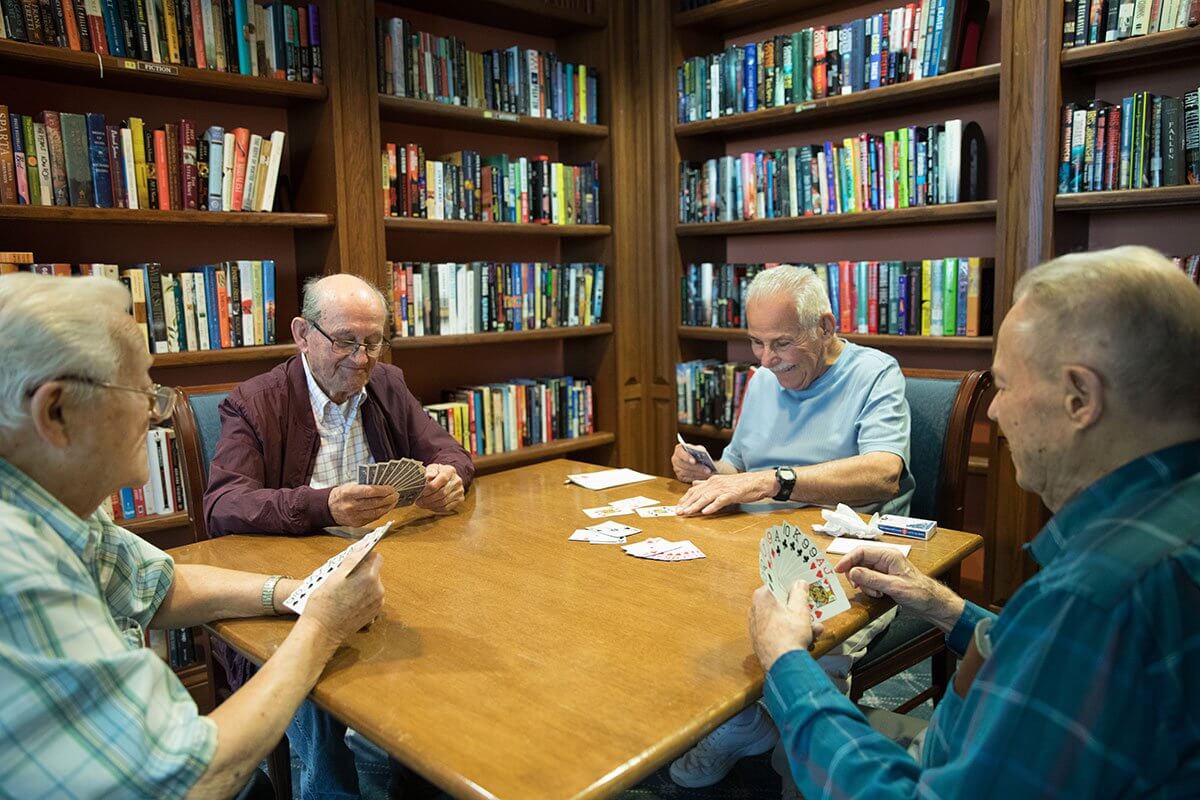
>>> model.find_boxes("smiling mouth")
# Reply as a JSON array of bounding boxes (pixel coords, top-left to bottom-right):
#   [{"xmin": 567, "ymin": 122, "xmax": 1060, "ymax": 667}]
[{"xmin": 771, "ymin": 364, "xmax": 795, "ymax": 374}]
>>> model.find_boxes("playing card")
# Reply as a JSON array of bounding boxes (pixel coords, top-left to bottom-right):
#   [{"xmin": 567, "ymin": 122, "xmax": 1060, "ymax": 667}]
[
  {"xmin": 636, "ymin": 505, "xmax": 679, "ymax": 518},
  {"xmin": 621, "ymin": 537, "xmax": 681, "ymax": 558},
  {"xmin": 582, "ymin": 505, "xmax": 635, "ymax": 519},
  {"xmin": 588, "ymin": 520, "xmax": 642, "ymax": 537},
  {"xmin": 282, "ymin": 521, "xmax": 394, "ymax": 614},
  {"xmin": 565, "ymin": 468, "xmax": 655, "ymax": 490},
  {"xmin": 610, "ymin": 496, "xmax": 659, "ymax": 511},
  {"xmin": 646, "ymin": 540, "xmax": 705, "ymax": 561},
  {"xmin": 676, "ymin": 433, "xmax": 717, "ymax": 472},
  {"xmin": 569, "ymin": 528, "xmax": 627, "ymax": 544},
  {"xmin": 758, "ymin": 523, "xmax": 850, "ymax": 621},
  {"xmin": 825, "ymin": 538, "xmax": 912, "ymax": 556}
]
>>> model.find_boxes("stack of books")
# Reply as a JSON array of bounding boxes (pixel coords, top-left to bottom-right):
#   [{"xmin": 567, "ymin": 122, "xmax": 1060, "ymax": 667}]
[
  {"xmin": 0, "ymin": 1, "xmax": 323, "ymax": 83},
  {"xmin": 383, "ymin": 144, "xmax": 600, "ymax": 224},
  {"xmin": 677, "ymin": 0, "xmax": 990, "ymax": 122},
  {"xmin": 676, "ymin": 360, "xmax": 756, "ymax": 430},
  {"xmin": 1062, "ymin": 1, "xmax": 1199, "ymax": 47},
  {"xmin": 109, "ymin": 426, "xmax": 185, "ymax": 521},
  {"xmin": 679, "ymin": 119, "xmax": 983, "ymax": 222},
  {"xmin": 680, "ymin": 258, "xmax": 995, "ymax": 337},
  {"xmin": 425, "ymin": 376, "xmax": 595, "ymax": 457},
  {"xmin": 388, "ymin": 261, "xmax": 604, "ymax": 337},
  {"xmin": 376, "ymin": 17, "xmax": 597, "ymax": 123},
  {"xmin": 1058, "ymin": 87, "xmax": 1200, "ymax": 193},
  {"xmin": 0, "ymin": 106, "xmax": 286, "ymax": 212}
]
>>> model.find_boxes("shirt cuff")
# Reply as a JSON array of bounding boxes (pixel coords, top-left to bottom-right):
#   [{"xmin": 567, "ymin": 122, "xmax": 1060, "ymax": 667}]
[
  {"xmin": 945, "ymin": 600, "xmax": 995, "ymax": 658},
  {"xmin": 762, "ymin": 649, "xmax": 841, "ymax": 719}
]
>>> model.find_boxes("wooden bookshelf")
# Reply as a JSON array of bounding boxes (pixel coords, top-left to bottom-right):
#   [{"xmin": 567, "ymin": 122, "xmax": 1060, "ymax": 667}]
[
  {"xmin": 473, "ymin": 431, "xmax": 617, "ymax": 472},
  {"xmin": 391, "ymin": 324, "xmax": 613, "ymax": 349},
  {"xmin": 673, "ymin": 0, "xmax": 839, "ymax": 32},
  {"xmin": 0, "ymin": 206, "xmax": 334, "ymax": 227},
  {"xmin": 1059, "ymin": 25, "xmax": 1200, "ymax": 71},
  {"xmin": 382, "ymin": 0, "xmax": 607, "ymax": 36},
  {"xmin": 678, "ymin": 326, "xmax": 993, "ymax": 350},
  {"xmin": 0, "ymin": 39, "xmax": 328, "ymax": 105},
  {"xmin": 384, "ymin": 218, "xmax": 611, "ymax": 236},
  {"xmin": 123, "ymin": 511, "xmax": 190, "ymax": 536},
  {"xmin": 379, "ymin": 95, "xmax": 609, "ymax": 139},
  {"xmin": 151, "ymin": 344, "xmax": 297, "ymax": 367},
  {"xmin": 1054, "ymin": 185, "xmax": 1200, "ymax": 212},
  {"xmin": 675, "ymin": 200, "xmax": 997, "ymax": 236},
  {"xmin": 677, "ymin": 422, "xmax": 733, "ymax": 442},
  {"xmin": 675, "ymin": 64, "xmax": 1001, "ymax": 138}
]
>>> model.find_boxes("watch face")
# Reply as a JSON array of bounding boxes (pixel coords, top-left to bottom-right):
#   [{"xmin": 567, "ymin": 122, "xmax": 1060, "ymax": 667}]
[{"xmin": 779, "ymin": 467, "xmax": 796, "ymax": 481}]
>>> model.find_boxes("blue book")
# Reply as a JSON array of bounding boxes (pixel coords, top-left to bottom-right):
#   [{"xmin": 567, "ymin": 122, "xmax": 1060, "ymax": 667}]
[
  {"xmin": 827, "ymin": 261, "xmax": 840, "ymax": 325},
  {"xmin": 888, "ymin": 262, "xmax": 901, "ymax": 334},
  {"xmin": 744, "ymin": 43, "xmax": 757, "ymax": 112},
  {"xmin": 929, "ymin": 0, "xmax": 948, "ymax": 77},
  {"xmin": 513, "ymin": 263, "xmax": 522, "ymax": 331},
  {"xmin": 566, "ymin": 63, "xmax": 575, "ymax": 120},
  {"xmin": 855, "ymin": 261, "xmax": 868, "ymax": 333},
  {"xmin": 822, "ymin": 141, "xmax": 837, "ymax": 213},
  {"xmin": 763, "ymin": 153, "xmax": 774, "ymax": 217},
  {"xmin": 868, "ymin": 15, "xmax": 882, "ymax": 89},
  {"xmin": 587, "ymin": 76, "xmax": 597, "ymax": 124},
  {"xmin": 119, "ymin": 487, "xmax": 136, "ymax": 519},
  {"xmin": 202, "ymin": 265, "xmax": 222, "ymax": 348},
  {"xmin": 851, "ymin": 18, "xmax": 867, "ymax": 92},
  {"xmin": 262, "ymin": 260, "xmax": 276, "ymax": 343},
  {"xmin": 234, "ymin": 0, "xmax": 253, "ymax": 75},
  {"xmin": 593, "ymin": 263, "xmax": 604, "ymax": 322},
  {"xmin": 85, "ymin": 113, "xmax": 112, "ymax": 208},
  {"xmin": 897, "ymin": 272, "xmax": 908, "ymax": 335},
  {"xmin": 204, "ymin": 126, "xmax": 224, "ymax": 211},
  {"xmin": 955, "ymin": 258, "xmax": 969, "ymax": 336},
  {"xmin": 930, "ymin": 258, "xmax": 944, "ymax": 335},
  {"xmin": 868, "ymin": 136, "xmax": 880, "ymax": 210},
  {"xmin": 1119, "ymin": 95, "xmax": 1134, "ymax": 189},
  {"xmin": 101, "ymin": 0, "xmax": 126, "ymax": 57},
  {"xmin": 840, "ymin": 146, "xmax": 855, "ymax": 213}
]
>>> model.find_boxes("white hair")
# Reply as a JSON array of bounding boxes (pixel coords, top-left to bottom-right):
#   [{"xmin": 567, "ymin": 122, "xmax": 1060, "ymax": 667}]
[
  {"xmin": 745, "ymin": 264, "xmax": 832, "ymax": 330},
  {"xmin": 301, "ymin": 274, "xmax": 388, "ymax": 324},
  {"xmin": 1013, "ymin": 245, "xmax": 1200, "ymax": 419},
  {"xmin": 0, "ymin": 273, "xmax": 135, "ymax": 434}
]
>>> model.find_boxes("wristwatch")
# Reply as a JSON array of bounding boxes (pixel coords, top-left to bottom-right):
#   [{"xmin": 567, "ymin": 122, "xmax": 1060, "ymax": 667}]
[
  {"xmin": 261, "ymin": 575, "xmax": 285, "ymax": 616},
  {"xmin": 773, "ymin": 466, "xmax": 797, "ymax": 502}
]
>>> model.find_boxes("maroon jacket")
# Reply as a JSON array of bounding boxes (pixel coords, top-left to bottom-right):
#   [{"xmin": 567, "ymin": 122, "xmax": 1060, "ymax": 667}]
[{"xmin": 203, "ymin": 356, "xmax": 474, "ymax": 537}]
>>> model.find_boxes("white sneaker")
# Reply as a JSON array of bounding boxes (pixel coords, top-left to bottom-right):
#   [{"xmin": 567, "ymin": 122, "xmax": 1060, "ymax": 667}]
[{"xmin": 669, "ymin": 705, "xmax": 779, "ymax": 788}]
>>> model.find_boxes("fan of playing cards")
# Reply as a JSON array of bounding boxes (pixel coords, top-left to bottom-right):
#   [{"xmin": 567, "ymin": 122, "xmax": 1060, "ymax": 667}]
[
  {"xmin": 359, "ymin": 458, "xmax": 427, "ymax": 507},
  {"xmin": 759, "ymin": 522, "xmax": 851, "ymax": 622},
  {"xmin": 283, "ymin": 520, "xmax": 394, "ymax": 615}
]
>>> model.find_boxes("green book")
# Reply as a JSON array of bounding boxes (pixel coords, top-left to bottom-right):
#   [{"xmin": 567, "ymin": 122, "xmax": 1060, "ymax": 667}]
[
  {"xmin": 898, "ymin": 127, "xmax": 910, "ymax": 208},
  {"xmin": 21, "ymin": 116, "xmax": 40, "ymax": 207},
  {"xmin": 943, "ymin": 258, "xmax": 957, "ymax": 336}
]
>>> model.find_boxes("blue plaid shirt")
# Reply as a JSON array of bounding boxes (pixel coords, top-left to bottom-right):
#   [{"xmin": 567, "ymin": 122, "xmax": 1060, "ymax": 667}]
[
  {"xmin": 764, "ymin": 439, "xmax": 1200, "ymax": 798},
  {"xmin": 0, "ymin": 457, "xmax": 217, "ymax": 799}
]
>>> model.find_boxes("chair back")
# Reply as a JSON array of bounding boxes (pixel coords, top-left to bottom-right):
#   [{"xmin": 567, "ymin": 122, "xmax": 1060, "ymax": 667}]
[
  {"xmin": 902, "ymin": 369, "xmax": 992, "ymax": 529},
  {"xmin": 173, "ymin": 383, "xmax": 238, "ymax": 540}
]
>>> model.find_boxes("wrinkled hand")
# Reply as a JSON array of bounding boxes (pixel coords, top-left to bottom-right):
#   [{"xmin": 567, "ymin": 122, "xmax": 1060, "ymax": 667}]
[
  {"xmin": 329, "ymin": 483, "xmax": 399, "ymax": 527},
  {"xmin": 677, "ymin": 471, "xmax": 773, "ymax": 516},
  {"xmin": 416, "ymin": 463, "xmax": 464, "ymax": 512},
  {"xmin": 303, "ymin": 549, "xmax": 385, "ymax": 642},
  {"xmin": 671, "ymin": 443, "xmax": 714, "ymax": 484},
  {"xmin": 749, "ymin": 581, "xmax": 825, "ymax": 672},
  {"xmin": 834, "ymin": 547, "xmax": 964, "ymax": 631}
]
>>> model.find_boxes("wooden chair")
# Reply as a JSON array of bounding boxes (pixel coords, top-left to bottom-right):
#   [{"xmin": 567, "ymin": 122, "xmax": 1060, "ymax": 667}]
[
  {"xmin": 174, "ymin": 384, "xmax": 293, "ymax": 800},
  {"xmin": 847, "ymin": 368, "xmax": 992, "ymax": 713}
]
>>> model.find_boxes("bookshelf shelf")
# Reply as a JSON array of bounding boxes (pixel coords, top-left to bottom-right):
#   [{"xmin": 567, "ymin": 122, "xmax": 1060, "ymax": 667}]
[
  {"xmin": 473, "ymin": 431, "xmax": 616, "ymax": 472},
  {"xmin": 677, "ymin": 422, "xmax": 733, "ymax": 442},
  {"xmin": 379, "ymin": 95, "xmax": 609, "ymax": 139},
  {"xmin": 123, "ymin": 511, "xmax": 190, "ymax": 535},
  {"xmin": 1060, "ymin": 25, "xmax": 1200, "ymax": 72},
  {"xmin": 152, "ymin": 344, "xmax": 296, "ymax": 368},
  {"xmin": 675, "ymin": 200, "xmax": 997, "ymax": 236},
  {"xmin": 384, "ymin": 218, "xmax": 611, "ymax": 236},
  {"xmin": 381, "ymin": 0, "xmax": 606, "ymax": 36},
  {"xmin": 0, "ymin": 206, "xmax": 334, "ymax": 228},
  {"xmin": 1054, "ymin": 185, "xmax": 1200, "ymax": 212},
  {"xmin": 0, "ymin": 39, "xmax": 327, "ymax": 106},
  {"xmin": 678, "ymin": 326, "xmax": 993, "ymax": 350},
  {"xmin": 673, "ymin": 0, "xmax": 838, "ymax": 32},
  {"xmin": 390, "ymin": 324, "xmax": 612, "ymax": 350},
  {"xmin": 675, "ymin": 65, "xmax": 1001, "ymax": 139}
]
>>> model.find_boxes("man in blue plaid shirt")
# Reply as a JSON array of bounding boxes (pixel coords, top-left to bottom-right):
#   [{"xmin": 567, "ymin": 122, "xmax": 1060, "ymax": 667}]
[{"xmin": 750, "ymin": 245, "xmax": 1200, "ymax": 798}]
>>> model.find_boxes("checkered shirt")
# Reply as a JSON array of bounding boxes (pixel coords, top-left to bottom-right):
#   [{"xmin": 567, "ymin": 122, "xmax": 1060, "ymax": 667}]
[
  {"xmin": 0, "ymin": 456, "xmax": 217, "ymax": 798},
  {"xmin": 302, "ymin": 353, "xmax": 373, "ymax": 488}
]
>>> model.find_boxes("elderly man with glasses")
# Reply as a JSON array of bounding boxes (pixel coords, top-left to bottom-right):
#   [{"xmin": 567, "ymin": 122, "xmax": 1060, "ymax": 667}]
[
  {"xmin": 203, "ymin": 273, "xmax": 474, "ymax": 799},
  {"xmin": 0, "ymin": 273, "xmax": 385, "ymax": 799}
]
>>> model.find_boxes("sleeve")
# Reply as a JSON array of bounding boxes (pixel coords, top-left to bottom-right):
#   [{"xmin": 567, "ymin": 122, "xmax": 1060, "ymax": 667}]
[
  {"xmin": 855, "ymin": 361, "xmax": 910, "ymax": 464},
  {"xmin": 763, "ymin": 589, "xmax": 1164, "ymax": 799},
  {"xmin": 0, "ymin": 570, "xmax": 217, "ymax": 798},
  {"xmin": 399, "ymin": 382, "xmax": 476, "ymax": 491},
  {"xmin": 203, "ymin": 394, "xmax": 335, "ymax": 536},
  {"xmin": 945, "ymin": 600, "xmax": 995, "ymax": 658},
  {"xmin": 91, "ymin": 510, "xmax": 176, "ymax": 628}
]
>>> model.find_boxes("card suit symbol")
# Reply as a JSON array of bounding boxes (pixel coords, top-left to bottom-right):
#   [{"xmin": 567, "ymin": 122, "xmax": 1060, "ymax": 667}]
[{"xmin": 814, "ymin": 609, "xmax": 823, "ymax": 619}]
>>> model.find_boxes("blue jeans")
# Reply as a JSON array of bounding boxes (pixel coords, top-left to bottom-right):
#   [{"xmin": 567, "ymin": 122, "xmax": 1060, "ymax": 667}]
[{"xmin": 287, "ymin": 699, "xmax": 404, "ymax": 800}]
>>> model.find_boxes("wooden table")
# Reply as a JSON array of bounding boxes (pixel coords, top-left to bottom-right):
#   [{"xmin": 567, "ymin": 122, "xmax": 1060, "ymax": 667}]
[{"xmin": 171, "ymin": 459, "xmax": 982, "ymax": 800}]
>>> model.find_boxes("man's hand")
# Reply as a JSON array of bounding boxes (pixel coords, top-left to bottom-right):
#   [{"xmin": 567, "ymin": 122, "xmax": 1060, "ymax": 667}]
[
  {"xmin": 672, "ymin": 443, "xmax": 715, "ymax": 484},
  {"xmin": 749, "ymin": 581, "xmax": 825, "ymax": 672},
  {"xmin": 416, "ymin": 463, "xmax": 464, "ymax": 512},
  {"xmin": 834, "ymin": 547, "xmax": 965, "ymax": 632},
  {"xmin": 677, "ymin": 470, "xmax": 774, "ymax": 516},
  {"xmin": 329, "ymin": 483, "xmax": 399, "ymax": 527},
  {"xmin": 302, "ymin": 549, "xmax": 385, "ymax": 644}
]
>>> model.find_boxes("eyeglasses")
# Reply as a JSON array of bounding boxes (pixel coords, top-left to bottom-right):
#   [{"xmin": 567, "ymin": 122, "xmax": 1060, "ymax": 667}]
[
  {"xmin": 40, "ymin": 377, "xmax": 177, "ymax": 423},
  {"xmin": 307, "ymin": 320, "xmax": 389, "ymax": 358}
]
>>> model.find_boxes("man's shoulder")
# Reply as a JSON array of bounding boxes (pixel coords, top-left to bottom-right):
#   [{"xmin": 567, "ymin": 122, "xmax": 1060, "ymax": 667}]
[
  {"xmin": 0, "ymin": 498, "xmax": 69, "ymax": 584},
  {"xmin": 366, "ymin": 362, "xmax": 413, "ymax": 398},
  {"xmin": 841, "ymin": 341, "xmax": 901, "ymax": 378}
]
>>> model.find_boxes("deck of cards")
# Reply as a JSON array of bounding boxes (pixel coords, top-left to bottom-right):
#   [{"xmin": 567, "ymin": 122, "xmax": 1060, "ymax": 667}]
[
  {"xmin": 622, "ymin": 537, "xmax": 705, "ymax": 562},
  {"xmin": 759, "ymin": 522, "xmax": 851, "ymax": 621},
  {"xmin": 282, "ymin": 521, "xmax": 394, "ymax": 615},
  {"xmin": 359, "ymin": 458, "xmax": 427, "ymax": 507}
]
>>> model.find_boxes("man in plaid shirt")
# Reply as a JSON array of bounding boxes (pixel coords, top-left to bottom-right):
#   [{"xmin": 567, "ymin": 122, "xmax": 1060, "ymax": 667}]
[{"xmin": 750, "ymin": 245, "xmax": 1200, "ymax": 798}]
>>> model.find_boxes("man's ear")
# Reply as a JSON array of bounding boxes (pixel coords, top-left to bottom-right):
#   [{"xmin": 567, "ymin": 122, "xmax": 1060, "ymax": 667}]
[
  {"xmin": 1061, "ymin": 364, "xmax": 1104, "ymax": 431},
  {"xmin": 819, "ymin": 312, "xmax": 836, "ymax": 338},
  {"xmin": 27, "ymin": 382, "xmax": 72, "ymax": 449},
  {"xmin": 290, "ymin": 317, "xmax": 309, "ymax": 352}
]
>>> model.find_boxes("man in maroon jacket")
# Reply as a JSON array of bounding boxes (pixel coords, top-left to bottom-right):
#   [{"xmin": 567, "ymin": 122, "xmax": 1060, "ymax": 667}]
[{"xmin": 204, "ymin": 273, "xmax": 474, "ymax": 799}]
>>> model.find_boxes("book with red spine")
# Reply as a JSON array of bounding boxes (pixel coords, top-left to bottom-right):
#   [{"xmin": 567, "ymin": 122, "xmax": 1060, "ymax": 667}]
[
  {"xmin": 179, "ymin": 119, "xmax": 198, "ymax": 209},
  {"xmin": 229, "ymin": 127, "xmax": 250, "ymax": 211},
  {"xmin": 153, "ymin": 129, "xmax": 170, "ymax": 210}
]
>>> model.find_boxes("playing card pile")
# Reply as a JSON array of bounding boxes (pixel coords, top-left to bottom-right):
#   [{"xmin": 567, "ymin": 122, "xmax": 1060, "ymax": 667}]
[
  {"xmin": 282, "ymin": 521, "xmax": 394, "ymax": 615},
  {"xmin": 759, "ymin": 522, "xmax": 851, "ymax": 621},
  {"xmin": 359, "ymin": 458, "xmax": 426, "ymax": 507},
  {"xmin": 582, "ymin": 496, "xmax": 659, "ymax": 519},
  {"xmin": 622, "ymin": 537, "xmax": 705, "ymax": 561},
  {"xmin": 569, "ymin": 520, "xmax": 642, "ymax": 544}
]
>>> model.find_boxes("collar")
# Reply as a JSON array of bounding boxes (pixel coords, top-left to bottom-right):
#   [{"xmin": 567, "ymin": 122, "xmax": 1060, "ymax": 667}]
[
  {"xmin": 1028, "ymin": 439, "xmax": 1200, "ymax": 567},
  {"xmin": 0, "ymin": 456, "xmax": 100, "ymax": 563},
  {"xmin": 301, "ymin": 353, "xmax": 366, "ymax": 421}
]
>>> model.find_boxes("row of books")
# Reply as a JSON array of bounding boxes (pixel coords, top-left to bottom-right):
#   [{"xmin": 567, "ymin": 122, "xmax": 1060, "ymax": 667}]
[
  {"xmin": 679, "ymin": 120, "xmax": 982, "ymax": 223},
  {"xmin": 0, "ymin": 106, "xmax": 285, "ymax": 211},
  {"xmin": 0, "ymin": 0, "xmax": 322, "ymax": 83},
  {"xmin": 376, "ymin": 17, "xmax": 598, "ymax": 124},
  {"xmin": 109, "ymin": 426, "xmax": 185, "ymax": 521},
  {"xmin": 162, "ymin": 628, "xmax": 201, "ymax": 670},
  {"xmin": 1058, "ymin": 88, "xmax": 1200, "ymax": 193},
  {"xmin": 681, "ymin": 259, "xmax": 995, "ymax": 337},
  {"xmin": 383, "ymin": 144, "xmax": 600, "ymax": 225},
  {"xmin": 425, "ymin": 376, "xmax": 595, "ymax": 458},
  {"xmin": 387, "ymin": 261, "xmax": 605, "ymax": 339},
  {"xmin": 1062, "ymin": 0, "xmax": 1199, "ymax": 47},
  {"xmin": 676, "ymin": 360, "xmax": 755, "ymax": 431},
  {"xmin": 676, "ymin": 0, "xmax": 989, "ymax": 122}
]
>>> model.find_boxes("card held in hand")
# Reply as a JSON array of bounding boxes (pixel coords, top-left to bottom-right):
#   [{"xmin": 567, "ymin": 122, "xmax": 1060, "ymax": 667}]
[
  {"xmin": 357, "ymin": 457, "xmax": 428, "ymax": 507},
  {"xmin": 282, "ymin": 521, "xmax": 394, "ymax": 615},
  {"xmin": 676, "ymin": 433, "xmax": 717, "ymax": 473},
  {"xmin": 759, "ymin": 522, "xmax": 851, "ymax": 621}
]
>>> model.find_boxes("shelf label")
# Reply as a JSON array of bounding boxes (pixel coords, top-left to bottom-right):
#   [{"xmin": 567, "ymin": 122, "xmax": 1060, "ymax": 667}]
[
  {"xmin": 134, "ymin": 62, "xmax": 179, "ymax": 76},
  {"xmin": 483, "ymin": 110, "xmax": 520, "ymax": 122}
]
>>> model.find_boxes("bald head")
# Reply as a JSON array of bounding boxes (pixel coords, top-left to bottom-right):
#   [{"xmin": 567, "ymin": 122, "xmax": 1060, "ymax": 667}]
[{"xmin": 301, "ymin": 274, "xmax": 388, "ymax": 327}]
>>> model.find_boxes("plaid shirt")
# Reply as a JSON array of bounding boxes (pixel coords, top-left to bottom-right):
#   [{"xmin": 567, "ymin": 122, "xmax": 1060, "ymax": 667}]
[
  {"xmin": 0, "ymin": 457, "xmax": 216, "ymax": 798},
  {"xmin": 302, "ymin": 353, "xmax": 372, "ymax": 488},
  {"xmin": 764, "ymin": 439, "xmax": 1200, "ymax": 799}
]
